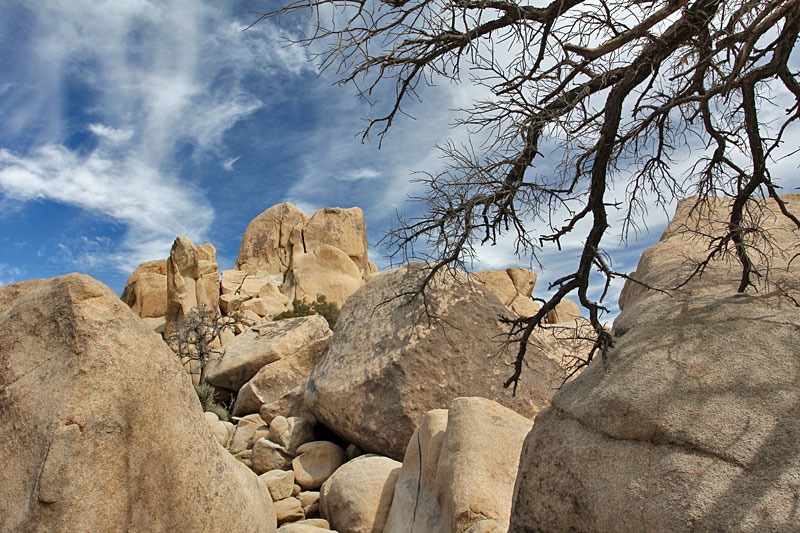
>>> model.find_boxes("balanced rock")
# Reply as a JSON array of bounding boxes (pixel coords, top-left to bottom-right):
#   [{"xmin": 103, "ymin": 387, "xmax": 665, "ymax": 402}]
[
  {"xmin": 305, "ymin": 263, "xmax": 569, "ymax": 459},
  {"xmin": 120, "ymin": 258, "xmax": 167, "ymax": 319},
  {"xmin": 510, "ymin": 195, "xmax": 800, "ymax": 532},
  {"xmin": 165, "ymin": 236, "xmax": 220, "ymax": 336},
  {"xmin": 205, "ymin": 315, "xmax": 331, "ymax": 391},
  {"xmin": 385, "ymin": 397, "xmax": 532, "ymax": 533},
  {"xmin": 0, "ymin": 274, "xmax": 274, "ymax": 532},
  {"xmin": 320, "ymin": 455, "xmax": 401, "ymax": 533}
]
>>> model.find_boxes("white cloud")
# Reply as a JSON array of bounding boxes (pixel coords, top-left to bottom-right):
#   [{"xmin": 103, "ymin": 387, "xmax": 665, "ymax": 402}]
[
  {"xmin": 223, "ymin": 156, "xmax": 241, "ymax": 172},
  {"xmin": 0, "ymin": 1, "xmax": 314, "ymax": 274}
]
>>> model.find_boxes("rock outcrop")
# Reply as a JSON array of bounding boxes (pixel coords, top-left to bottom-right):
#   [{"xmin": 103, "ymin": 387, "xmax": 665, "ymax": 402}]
[
  {"xmin": 235, "ymin": 203, "xmax": 373, "ymax": 309},
  {"xmin": 305, "ymin": 262, "xmax": 570, "ymax": 459},
  {"xmin": 165, "ymin": 236, "xmax": 221, "ymax": 335},
  {"xmin": 120, "ymin": 258, "xmax": 168, "ymax": 319},
  {"xmin": 510, "ymin": 195, "xmax": 800, "ymax": 532},
  {"xmin": 0, "ymin": 274, "xmax": 275, "ymax": 532},
  {"xmin": 471, "ymin": 267, "xmax": 541, "ymax": 317},
  {"xmin": 385, "ymin": 397, "xmax": 532, "ymax": 533}
]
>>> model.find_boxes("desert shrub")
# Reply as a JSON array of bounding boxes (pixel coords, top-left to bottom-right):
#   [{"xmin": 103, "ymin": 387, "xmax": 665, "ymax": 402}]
[
  {"xmin": 274, "ymin": 294, "xmax": 339, "ymax": 329},
  {"xmin": 195, "ymin": 383, "xmax": 230, "ymax": 421}
]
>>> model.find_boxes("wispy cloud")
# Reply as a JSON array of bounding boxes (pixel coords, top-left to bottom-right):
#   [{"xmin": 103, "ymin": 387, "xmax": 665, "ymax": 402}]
[{"xmin": 0, "ymin": 1, "xmax": 312, "ymax": 274}]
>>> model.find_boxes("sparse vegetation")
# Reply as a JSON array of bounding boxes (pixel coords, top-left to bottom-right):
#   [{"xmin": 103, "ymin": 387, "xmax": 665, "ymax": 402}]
[{"xmin": 274, "ymin": 294, "xmax": 340, "ymax": 329}]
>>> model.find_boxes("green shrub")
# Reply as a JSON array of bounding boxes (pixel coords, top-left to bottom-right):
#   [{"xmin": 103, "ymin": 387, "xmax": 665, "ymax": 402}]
[
  {"xmin": 274, "ymin": 294, "xmax": 339, "ymax": 329},
  {"xmin": 194, "ymin": 383, "xmax": 230, "ymax": 421}
]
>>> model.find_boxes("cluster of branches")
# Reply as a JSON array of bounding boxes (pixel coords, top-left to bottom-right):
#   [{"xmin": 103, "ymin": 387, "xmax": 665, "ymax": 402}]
[
  {"xmin": 263, "ymin": 0, "xmax": 800, "ymax": 391},
  {"xmin": 166, "ymin": 305, "xmax": 239, "ymax": 385}
]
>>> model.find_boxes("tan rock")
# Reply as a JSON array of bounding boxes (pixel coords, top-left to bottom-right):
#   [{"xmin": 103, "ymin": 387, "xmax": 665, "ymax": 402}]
[
  {"xmin": 260, "ymin": 385, "xmax": 315, "ymax": 424},
  {"xmin": 303, "ymin": 207, "xmax": 369, "ymax": 273},
  {"xmin": 506, "ymin": 267, "xmax": 536, "ymax": 296},
  {"xmin": 284, "ymin": 244, "xmax": 364, "ymax": 308},
  {"xmin": 268, "ymin": 416, "xmax": 317, "ymax": 455},
  {"xmin": 165, "ymin": 236, "xmax": 220, "ymax": 336},
  {"xmin": 205, "ymin": 315, "xmax": 331, "ymax": 391},
  {"xmin": 320, "ymin": 455, "xmax": 401, "ymax": 533},
  {"xmin": 237, "ymin": 202, "xmax": 308, "ymax": 274},
  {"xmin": 275, "ymin": 497, "xmax": 305, "ymax": 525},
  {"xmin": 298, "ymin": 491, "xmax": 320, "ymax": 516},
  {"xmin": 233, "ymin": 336, "xmax": 329, "ymax": 416},
  {"xmin": 0, "ymin": 274, "xmax": 275, "ymax": 532},
  {"xmin": 204, "ymin": 411, "xmax": 234, "ymax": 448},
  {"xmin": 545, "ymin": 297, "xmax": 581, "ymax": 323},
  {"xmin": 241, "ymin": 295, "xmax": 291, "ymax": 319},
  {"xmin": 471, "ymin": 269, "xmax": 518, "ymax": 305},
  {"xmin": 261, "ymin": 470, "xmax": 296, "ymax": 502},
  {"xmin": 293, "ymin": 441, "xmax": 346, "ymax": 490},
  {"xmin": 252, "ymin": 437, "xmax": 293, "ymax": 475},
  {"xmin": 120, "ymin": 258, "xmax": 168, "ymax": 318},
  {"xmin": 385, "ymin": 397, "xmax": 531, "ymax": 533},
  {"xmin": 510, "ymin": 195, "xmax": 800, "ymax": 532},
  {"xmin": 305, "ymin": 263, "xmax": 569, "ymax": 459},
  {"xmin": 229, "ymin": 413, "xmax": 268, "ymax": 455},
  {"xmin": 472, "ymin": 267, "xmax": 538, "ymax": 318},
  {"xmin": 277, "ymin": 521, "xmax": 334, "ymax": 532}
]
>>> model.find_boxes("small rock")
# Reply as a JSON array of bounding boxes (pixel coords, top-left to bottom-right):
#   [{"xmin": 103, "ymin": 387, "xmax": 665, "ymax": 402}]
[
  {"xmin": 260, "ymin": 470, "xmax": 295, "ymax": 502},
  {"xmin": 251, "ymin": 438, "xmax": 293, "ymax": 474},
  {"xmin": 228, "ymin": 413, "xmax": 267, "ymax": 454},
  {"xmin": 269, "ymin": 416, "xmax": 316, "ymax": 454},
  {"xmin": 298, "ymin": 491, "xmax": 320, "ymax": 516},
  {"xmin": 292, "ymin": 441, "xmax": 346, "ymax": 490},
  {"xmin": 275, "ymin": 497, "xmax": 305, "ymax": 525}
]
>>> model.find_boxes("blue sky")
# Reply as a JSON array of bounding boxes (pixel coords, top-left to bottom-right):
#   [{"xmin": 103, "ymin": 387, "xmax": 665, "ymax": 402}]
[{"xmin": 0, "ymin": 1, "xmax": 797, "ymax": 320}]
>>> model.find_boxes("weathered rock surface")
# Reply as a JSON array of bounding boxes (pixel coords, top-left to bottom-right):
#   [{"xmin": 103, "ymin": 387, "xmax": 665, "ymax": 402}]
[
  {"xmin": 305, "ymin": 263, "xmax": 569, "ymax": 459},
  {"xmin": 120, "ymin": 258, "xmax": 168, "ymax": 318},
  {"xmin": 205, "ymin": 315, "xmax": 331, "ymax": 391},
  {"xmin": 284, "ymin": 244, "xmax": 364, "ymax": 308},
  {"xmin": 165, "ymin": 236, "xmax": 220, "ymax": 335},
  {"xmin": 510, "ymin": 195, "xmax": 800, "ymax": 532},
  {"xmin": 237, "ymin": 202, "xmax": 309, "ymax": 275},
  {"xmin": 233, "ymin": 336, "xmax": 329, "ymax": 416},
  {"xmin": 320, "ymin": 455, "xmax": 401, "ymax": 533},
  {"xmin": 385, "ymin": 397, "xmax": 532, "ymax": 533},
  {"xmin": 0, "ymin": 274, "xmax": 275, "ymax": 532}
]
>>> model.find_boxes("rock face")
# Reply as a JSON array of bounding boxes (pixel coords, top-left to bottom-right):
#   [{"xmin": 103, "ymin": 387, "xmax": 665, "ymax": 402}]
[
  {"xmin": 0, "ymin": 274, "xmax": 275, "ymax": 532},
  {"xmin": 510, "ymin": 195, "xmax": 800, "ymax": 532},
  {"xmin": 385, "ymin": 397, "xmax": 532, "ymax": 533},
  {"xmin": 320, "ymin": 455, "xmax": 401, "ymax": 533},
  {"xmin": 305, "ymin": 263, "xmax": 569, "ymax": 460},
  {"xmin": 120, "ymin": 258, "xmax": 168, "ymax": 319},
  {"xmin": 205, "ymin": 315, "xmax": 331, "ymax": 392},
  {"xmin": 235, "ymin": 203, "xmax": 372, "ymax": 309},
  {"xmin": 165, "ymin": 236, "xmax": 220, "ymax": 335}
]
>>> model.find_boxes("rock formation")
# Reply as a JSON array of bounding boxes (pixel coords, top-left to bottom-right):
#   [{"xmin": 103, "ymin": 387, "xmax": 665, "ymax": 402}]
[
  {"xmin": 305, "ymin": 262, "xmax": 572, "ymax": 460},
  {"xmin": 165, "ymin": 235, "xmax": 221, "ymax": 335},
  {"xmin": 385, "ymin": 397, "xmax": 533, "ymax": 533},
  {"xmin": 0, "ymin": 274, "xmax": 275, "ymax": 532},
  {"xmin": 235, "ymin": 203, "xmax": 375, "ymax": 310},
  {"xmin": 510, "ymin": 195, "xmax": 800, "ymax": 532}
]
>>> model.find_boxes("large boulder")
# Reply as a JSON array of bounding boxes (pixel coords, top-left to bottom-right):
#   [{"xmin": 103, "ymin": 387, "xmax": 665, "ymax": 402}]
[
  {"xmin": 165, "ymin": 236, "xmax": 220, "ymax": 335},
  {"xmin": 302, "ymin": 207, "xmax": 369, "ymax": 274},
  {"xmin": 320, "ymin": 455, "xmax": 401, "ymax": 533},
  {"xmin": 120, "ymin": 258, "xmax": 168, "ymax": 319},
  {"xmin": 510, "ymin": 195, "xmax": 800, "ymax": 532},
  {"xmin": 305, "ymin": 263, "xmax": 570, "ymax": 459},
  {"xmin": 283, "ymin": 244, "xmax": 364, "ymax": 308},
  {"xmin": 385, "ymin": 397, "xmax": 532, "ymax": 533},
  {"xmin": 0, "ymin": 274, "xmax": 275, "ymax": 532},
  {"xmin": 233, "ymin": 336, "xmax": 329, "ymax": 416},
  {"xmin": 236, "ymin": 202, "xmax": 308, "ymax": 275},
  {"xmin": 471, "ymin": 267, "xmax": 541, "ymax": 317},
  {"xmin": 205, "ymin": 315, "xmax": 331, "ymax": 391}
]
